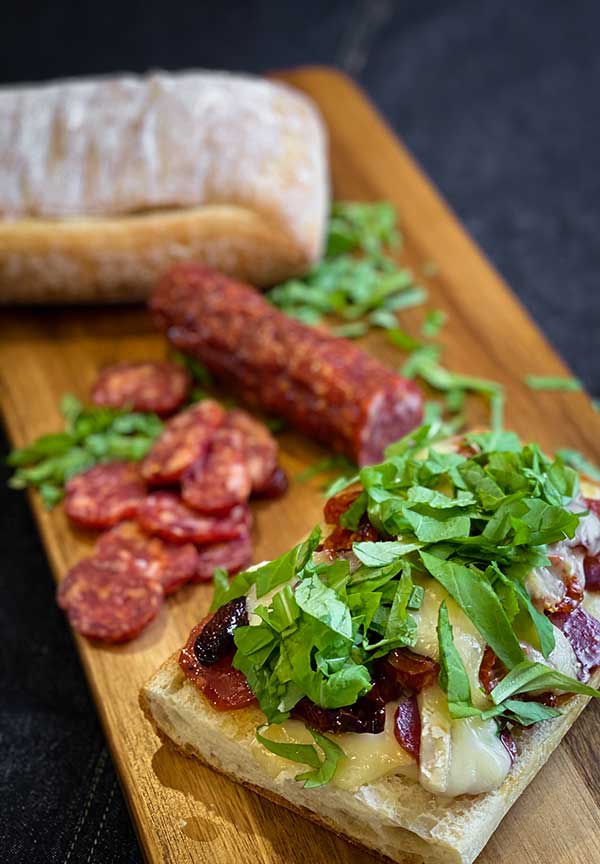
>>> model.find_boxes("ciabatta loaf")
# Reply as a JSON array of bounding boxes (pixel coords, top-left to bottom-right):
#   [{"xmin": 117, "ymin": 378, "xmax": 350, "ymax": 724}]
[
  {"xmin": 141, "ymin": 654, "xmax": 599, "ymax": 864},
  {"xmin": 0, "ymin": 71, "xmax": 328, "ymax": 303}
]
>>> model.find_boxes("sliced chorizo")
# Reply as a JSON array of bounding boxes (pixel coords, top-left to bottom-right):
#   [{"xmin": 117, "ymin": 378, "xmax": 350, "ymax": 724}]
[
  {"xmin": 193, "ymin": 533, "xmax": 253, "ymax": 583},
  {"xmin": 182, "ymin": 427, "xmax": 251, "ymax": 514},
  {"xmin": 94, "ymin": 520, "xmax": 197, "ymax": 595},
  {"xmin": 57, "ymin": 557, "xmax": 163, "ymax": 642},
  {"xmin": 64, "ymin": 461, "xmax": 146, "ymax": 529},
  {"xmin": 137, "ymin": 492, "xmax": 251, "ymax": 545},
  {"xmin": 141, "ymin": 400, "xmax": 225, "ymax": 485},
  {"xmin": 91, "ymin": 360, "xmax": 191, "ymax": 416}
]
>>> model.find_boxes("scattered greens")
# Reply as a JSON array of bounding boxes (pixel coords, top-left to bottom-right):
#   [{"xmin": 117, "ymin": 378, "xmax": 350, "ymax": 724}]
[
  {"xmin": 555, "ymin": 448, "xmax": 600, "ymax": 482},
  {"xmin": 268, "ymin": 202, "xmax": 426, "ymax": 333},
  {"xmin": 421, "ymin": 309, "xmax": 446, "ymax": 338},
  {"xmin": 7, "ymin": 394, "xmax": 162, "ymax": 508},
  {"xmin": 525, "ymin": 375, "xmax": 583, "ymax": 392},
  {"xmin": 212, "ymin": 422, "xmax": 597, "ymax": 786},
  {"xmin": 296, "ymin": 455, "xmax": 357, "ymax": 487},
  {"xmin": 401, "ymin": 345, "xmax": 505, "ymax": 431}
]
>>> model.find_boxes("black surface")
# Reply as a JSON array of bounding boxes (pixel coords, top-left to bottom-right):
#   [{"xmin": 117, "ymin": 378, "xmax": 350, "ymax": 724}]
[{"xmin": 1, "ymin": 1, "xmax": 599, "ymax": 862}]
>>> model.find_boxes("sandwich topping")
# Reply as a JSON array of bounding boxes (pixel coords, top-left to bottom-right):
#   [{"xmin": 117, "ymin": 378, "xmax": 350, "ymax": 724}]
[{"xmin": 180, "ymin": 424, "xmax": 600, "ymax": 798}]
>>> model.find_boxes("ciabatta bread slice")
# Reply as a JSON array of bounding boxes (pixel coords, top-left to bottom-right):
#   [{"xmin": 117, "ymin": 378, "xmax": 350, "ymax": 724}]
[
  {"xmin": 141, "ymin": 653, "xmax": 599, "ymax": 864},
  {"xmin": 0, "ymin": 71, "xmax": 328, "ymax": 303}
]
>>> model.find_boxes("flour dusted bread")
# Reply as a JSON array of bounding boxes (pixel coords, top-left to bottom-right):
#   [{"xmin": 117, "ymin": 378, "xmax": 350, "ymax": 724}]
[
  {"xmin": 0, "ymin": 71, "xmax": 329, "ymax": 303},
  {"xmin": 141, "ymin": 654, "xmax": 599, "ymax": 864}
]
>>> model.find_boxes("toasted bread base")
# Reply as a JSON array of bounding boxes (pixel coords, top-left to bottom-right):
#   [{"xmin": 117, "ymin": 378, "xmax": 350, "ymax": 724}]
[{"xmin": 141, "ymin": 653, "xmax": 599, "ymax": 864}]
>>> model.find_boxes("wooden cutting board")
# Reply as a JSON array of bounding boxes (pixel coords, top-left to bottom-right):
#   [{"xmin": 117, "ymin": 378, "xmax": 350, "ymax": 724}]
[{"xmin": 1, "ymin": 66, "xmax": 599, "ymax": 864}]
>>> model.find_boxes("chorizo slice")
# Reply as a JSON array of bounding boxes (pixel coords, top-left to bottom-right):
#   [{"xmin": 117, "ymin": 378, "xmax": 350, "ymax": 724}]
[
  {"xmin": 193, "ymin": 533, "xmax": 253, "ymax": 583},
  {"xmin": 91, "ymin": 360, "xmax": 191, "ymax": 416},
  {"xmin": 57, "ymin": 556, "xmax": 163, "ymax": 642},
  {"xmin": 64, "ymin": 461, "xmax": 146, "ymax": 529},
  {"xmin": 94, "ymin": 520, "xmax": 197, "ymax": 595},
  {"xmin": 138, "ymin": 492, "xmax": 251, "ymax": 545},
  {"xmin": 225, "ymin": 409, "xmax": 279, "ymax": 493},
  {"xmin": 182, "ymin": 427, "xmax": 251, "ymax": 514},
  {"xmin": 141, "ymin": 400, "xmax": 225, "ymax": 485}
]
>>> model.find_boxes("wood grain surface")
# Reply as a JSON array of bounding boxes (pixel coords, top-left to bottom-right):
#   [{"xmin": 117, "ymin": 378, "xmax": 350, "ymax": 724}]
[{"xmin": 1, "ymin": 66, "xmax": 599, "ymax": 864}]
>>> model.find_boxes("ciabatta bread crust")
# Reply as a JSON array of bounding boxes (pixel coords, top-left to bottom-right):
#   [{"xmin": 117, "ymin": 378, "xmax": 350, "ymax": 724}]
[
  {"xmin": 141, "ymin": 654, "xmax": 599, "ymax": 864},
  {"xmin": 0, "ymin": 72, "xmax": 329, "ymax": 303}
]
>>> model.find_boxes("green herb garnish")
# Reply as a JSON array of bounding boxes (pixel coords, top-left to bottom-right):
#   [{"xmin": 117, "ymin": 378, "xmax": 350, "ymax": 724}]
[
  {"xmin": 268, "ymin": 201, "xmax": 426, "ymax": 336},
  {"xmin": 555, "ymin": 448, "xmax": 600, "ymax": 482},
  {"xmin": 524, "ymin": 375, "xmax": 582, "ymax": 392},
  {"xmin": 7, "ymin": 395, "xmax": 163, "ymax": 508},
  {"xmin": 401, "ymin": 345, "xmax": 505, "ymax": 431},
  {"xmin": 256, "ymin": 725, "xmax": 345, "ymax": 788},
  {"xmin": 213, "ymin": 423, "xmax": 596, "ymax": 789}
]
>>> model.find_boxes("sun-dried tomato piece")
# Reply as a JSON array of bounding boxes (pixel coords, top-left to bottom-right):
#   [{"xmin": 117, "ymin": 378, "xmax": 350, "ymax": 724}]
[
  {"xmin": 179, "ymin": 615, "xmax": 256, "ymax": 710},
  {"xmin": 385, "ymin": 649, "xmax": 440, "ymax": 693},
  {"xmin": 323, "ymin": 487, "xmax": 363, "ymax": 525},
  {"xmin": 292, "ymin": 695, "xmax": 386, "ymax": 735},
  {"xmin": 479, "ymin": 646, "xmax": 508, "ymax": 695},
  {"xmin": 321, "ymin": 517, "xmax": 379, "ymax": 553}
]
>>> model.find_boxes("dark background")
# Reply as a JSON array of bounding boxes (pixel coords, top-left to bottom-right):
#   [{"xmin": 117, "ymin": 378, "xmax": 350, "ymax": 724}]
[{"xmin": 1, "ymin": 1, "xmax": 599, "ymax": 861}]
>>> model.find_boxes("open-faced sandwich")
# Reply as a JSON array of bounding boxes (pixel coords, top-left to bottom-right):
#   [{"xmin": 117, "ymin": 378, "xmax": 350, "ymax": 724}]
[{"xmin": 141, "ymin": 424, "xmax": 600, "ymax": 864}]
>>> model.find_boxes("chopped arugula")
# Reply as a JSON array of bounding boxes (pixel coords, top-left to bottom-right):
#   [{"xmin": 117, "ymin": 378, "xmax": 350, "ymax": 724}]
[
  {"xmin": 212, "ymin": 423, "xmax": 594, "ymax": 788},
  {"xmin": 524, "ymin": 375, "xmax": 582, "ymax": 392},
  {"xmin": 256, "ymin": 725, "xmax": 345, "ymax": 788},
  {"xmin": 268, "ymin": 202, "xmax": 427, "ymax": 338},
  {"xmin": 556, "ymin": 448, "xmax": 600, "ymax": 482},
  {"xmin": 421, "ymin": 309, "xmax": 446, "ymax": 338},
  {"xmin": 7, "ymin": 394, "xmax": 162, "ymax": 508},
  {"xmin": 325, "ymin": 201, "xmax": 399, "ymax": 257},
  {"xmin": 401, "ymin": 346, "xmax": 505, "ymax": 431},
  {"xmin": 296, "ymin": 455, "xmax": 357, "ymax": 487}
]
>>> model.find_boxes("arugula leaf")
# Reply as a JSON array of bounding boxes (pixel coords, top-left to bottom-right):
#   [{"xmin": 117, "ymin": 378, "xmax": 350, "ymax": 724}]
[
  {"xmin": 491, "ymin": 660, "xmax": 600, "ymax": 704},
  {"xmin": 421, "ymin": 309, "xmax": 446, "ymax": 338},
  {"xmin": 8, "ymin": 396, "xmax": 163, "ymax": 508},
  {"xmin": 489, "ymin": 563, "xmax": 555, "ymax": 657},
  {"xmin": 501, "ymin": 699, "xmax": 561, "ymax": 725},
  {"xmin": 401, "ymin": 347, "xmax": 505, "ymax": 431},
  {"xmin": 296, "ymin": 456, "xmax": 357, "ymax": 485},
  {"xmin": 210, "ymin": 527, "xmax": 321, "ymax": 611},
  {"xmin": 295, "ymin": 575, "xmax": 352, "ymax": 639},
  {"xmin": 256, "ymin": 725, "xmax": 345, "ymax": 789},
  {"xmin": 296, "ymin": 729, "xmax": 346, "ymax": 788},
  {"xmin": 437, "ymin": 601, "xmax": 480, "ymax": 718},
  {"xmin": 420, "ymin": 552, "xmax": 524, "ymax": 669},
  {"xmin": 339, "ymin": 491, "xmax": 367, "ymax": 530},
  {"xmin": 525, "ymin": 375, "xmax": 582, "ymax": 392},
  {"xmin": 556, "ymin": 448, "xmax": 600, "ymax": 482},
  {"xmin": 352, "ymin": 540, "xmax": 422, "ymax": 567},
  {"xmin": 326, "ymin": 201, "xmax": 399, "ymax": 257}
]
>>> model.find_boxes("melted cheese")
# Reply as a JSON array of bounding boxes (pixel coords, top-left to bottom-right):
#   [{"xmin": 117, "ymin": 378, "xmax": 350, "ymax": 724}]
[
  {"xmin": 583, "ymin": 591, "xmax": 600, "ymax": 622},
  {"xmin": 417, "ymin": 684, "xmax": 512, "ymax": 796},
  {"xmin": 411, "ymin": 576, "xmax": 488, "ymax": 708},
  {"xmin": 251, "ymin": 704, "xmax": 416, "ymax": 792}
]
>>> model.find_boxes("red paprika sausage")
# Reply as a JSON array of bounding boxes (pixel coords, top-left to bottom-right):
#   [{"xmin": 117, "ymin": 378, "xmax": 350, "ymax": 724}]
[{"xmin": 150, "ymin": 264, "xmax": 423, "ymax": 466}]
